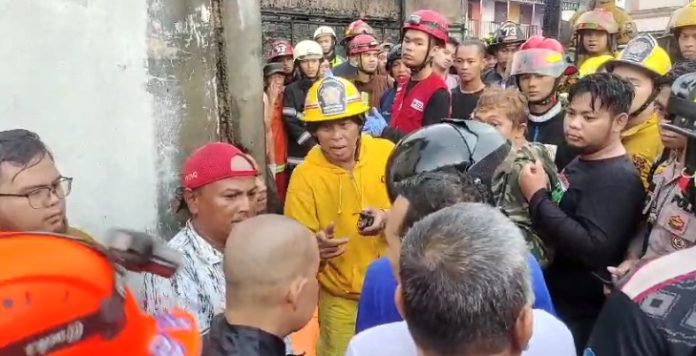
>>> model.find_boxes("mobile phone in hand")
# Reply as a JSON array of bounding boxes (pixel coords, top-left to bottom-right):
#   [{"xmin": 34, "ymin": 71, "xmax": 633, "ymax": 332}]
[{"xmin": 591, "ymin": 271, "xmax": 615, "ymax": 288}]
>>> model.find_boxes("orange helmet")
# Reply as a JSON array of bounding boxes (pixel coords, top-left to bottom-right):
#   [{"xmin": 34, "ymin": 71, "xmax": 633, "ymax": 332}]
[{"xmin": 0, "ymin": 232, "xmax": 201, "ymax": 356}]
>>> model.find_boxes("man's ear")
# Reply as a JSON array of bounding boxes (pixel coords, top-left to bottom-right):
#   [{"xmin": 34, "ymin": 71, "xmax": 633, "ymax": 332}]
[
  {"xmin": 287, "ymin": 276, "xmax": 308, "ymax": 310},
  {"xmin": 512, "ymin": 305, "xmax": 534, "ymax": 353},
  {"xmin": 394, "ymin": 282, "xmax": 406, "ymax": 318},
  {"xmin": 183, "ymin": 188, "xmax": 199, "ymax": 216},
  {"xmin": 613, "ymin": 112, "xmax": 629, "ymax": 132}
]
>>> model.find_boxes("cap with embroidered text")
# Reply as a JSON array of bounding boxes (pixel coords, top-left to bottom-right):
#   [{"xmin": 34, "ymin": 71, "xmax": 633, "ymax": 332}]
[{"xmin": 182, "ymin": 143, "xmax": 258, "ymax": 190}]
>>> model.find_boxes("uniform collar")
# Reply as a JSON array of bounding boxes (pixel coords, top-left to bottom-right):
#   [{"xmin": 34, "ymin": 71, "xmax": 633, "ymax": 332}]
[
  {"xmin": 622, "ymin": 112, "xmax": 659, "ymax": 139},
  {"xmin": 185, "ymin": 220, "xmax": 223, "ymax": 265}
]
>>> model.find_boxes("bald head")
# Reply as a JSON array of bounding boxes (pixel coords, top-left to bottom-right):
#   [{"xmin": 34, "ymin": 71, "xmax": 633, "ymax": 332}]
[{"xmin": 224, "ymin": 214, "xmax": 319, "ymax": 305}]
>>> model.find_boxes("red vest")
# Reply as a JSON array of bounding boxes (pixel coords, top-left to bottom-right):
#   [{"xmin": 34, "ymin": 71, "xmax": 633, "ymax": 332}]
[{"xmin": 389, "ymin": 72, "xmax": 449, "ymax": 134}]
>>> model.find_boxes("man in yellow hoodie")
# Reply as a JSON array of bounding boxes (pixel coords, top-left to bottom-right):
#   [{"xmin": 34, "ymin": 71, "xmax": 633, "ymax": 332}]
[
  {"xmin": 602, "ymin": 34, "xmax": 672, "ymax": 189},
  {"xmin": 284, "ymin": 75, "xmax": 394, "ymax": 356}
]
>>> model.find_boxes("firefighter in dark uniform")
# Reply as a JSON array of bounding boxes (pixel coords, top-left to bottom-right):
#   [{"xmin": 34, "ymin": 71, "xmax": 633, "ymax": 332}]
[{"xmin": 483, "ymin": 21, "xmax": 527, "ymax": 88}]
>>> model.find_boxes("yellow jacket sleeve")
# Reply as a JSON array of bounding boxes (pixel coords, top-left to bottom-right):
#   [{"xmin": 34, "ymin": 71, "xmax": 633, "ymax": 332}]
[{"xmin": 284, "ymin": 169, "xmax": 320, "ymax": 233}]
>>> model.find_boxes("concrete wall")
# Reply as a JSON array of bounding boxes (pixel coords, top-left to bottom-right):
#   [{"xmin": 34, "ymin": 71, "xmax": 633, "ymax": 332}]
[
  {"xmin": 405, "ymin": 0, "xmax": 465, "ymax": 24},
  {"xmin": 0, "ymin": 0, "xmax": 219, "ymax": 240},
  {"xmin": 627, "ymin": 0, "xmax": 688, "ymax": 32}
]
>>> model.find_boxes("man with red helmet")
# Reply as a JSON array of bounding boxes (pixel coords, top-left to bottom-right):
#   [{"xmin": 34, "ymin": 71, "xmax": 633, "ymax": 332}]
[
  {"xmin": 334, "ymin": 19, "xmax": 375, "ymax": 80},
  {"xmin": 364, "ymin": 10, "xmax": 452, "ymax": 143},
  {"xmin": 510, "ymin": 35, "xmax": 578, "ymax": 170},
  {"xmin": 268, "ymin": 40, "xmax": 295, "ymax": 84},
  {"xmin": 348, "ymin": 34, "xmax": 390, "ymax": 110}
]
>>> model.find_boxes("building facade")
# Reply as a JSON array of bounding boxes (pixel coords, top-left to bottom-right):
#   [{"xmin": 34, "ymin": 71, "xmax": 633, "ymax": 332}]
[{"xmin": 625, "ymin": 0, "xmax": 689, "ymax": 34}]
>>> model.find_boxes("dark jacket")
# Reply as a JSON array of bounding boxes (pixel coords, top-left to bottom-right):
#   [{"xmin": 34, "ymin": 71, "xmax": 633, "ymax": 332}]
[
  {"xmin": 282, "ymin": 77, "xmax": 317, "ymax": 165},
  {"xmin": 203, "ymin": 315, "xmax": 286, "ymax": 356}
]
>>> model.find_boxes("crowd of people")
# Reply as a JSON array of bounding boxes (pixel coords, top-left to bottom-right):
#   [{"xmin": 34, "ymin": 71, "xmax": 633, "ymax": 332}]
[{"xmin": 2, "ymin": 1, "xmax": 696, "ymax": 355}]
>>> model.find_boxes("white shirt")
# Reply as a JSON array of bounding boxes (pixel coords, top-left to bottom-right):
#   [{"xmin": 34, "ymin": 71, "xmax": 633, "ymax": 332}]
[
  {"xmin": 346, "ymin": 309, "xmax": 576, "ymax": 356},
  {"xmin": 140, "ymin": 221, "xmax": 226, "ymax": 333}
]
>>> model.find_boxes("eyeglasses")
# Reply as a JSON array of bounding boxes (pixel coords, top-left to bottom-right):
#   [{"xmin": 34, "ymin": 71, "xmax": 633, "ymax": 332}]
[{"xmin": 0, "ymin": 176, "xmax": 73, "ymax": 209}]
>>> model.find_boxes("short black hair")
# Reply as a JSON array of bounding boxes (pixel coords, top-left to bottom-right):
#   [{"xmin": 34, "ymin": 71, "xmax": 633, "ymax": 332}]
[
  {"xmin": 457, "ymin": 39, "xmax": 487, "ymax": 58},
  {"xmin": 659, "ymin": 60, "xmax": 696, "ymax": 87},
  {"xmin": 0, "ymin": 129, "xmax": 53, "ymax": 182},
  {"xmin": 395, "ymin": 169, "xmax": 491, "ymax": 237},
  {"xmin": 568, "ymin": 72, "xmax": 634, "ymax": 117}
]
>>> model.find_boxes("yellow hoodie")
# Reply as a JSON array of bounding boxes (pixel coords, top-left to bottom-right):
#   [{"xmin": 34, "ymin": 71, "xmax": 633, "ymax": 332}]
[
  {"xmin": 622, "ymin": 112, "xmax": 663, "ymax": 190},
  {"xmin": 285, "ymin": 134, "xmax": 394, "ymax": 299}
]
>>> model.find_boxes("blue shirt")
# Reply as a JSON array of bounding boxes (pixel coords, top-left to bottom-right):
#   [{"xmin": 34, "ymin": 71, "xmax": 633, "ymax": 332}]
[
  {"xmin": 355, "ymin": 253, "xmax": 556, "ymax": 333},
  {"xmin": 379, "ymin": 87, "xmax": 397, "ymax": 124}
]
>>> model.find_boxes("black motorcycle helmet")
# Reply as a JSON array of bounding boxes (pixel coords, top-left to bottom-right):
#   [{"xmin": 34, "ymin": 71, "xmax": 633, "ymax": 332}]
[
  {"xmin": 386, "ymin": 44, "xmax": 403, "ymax": 72},
  {"xmin": 665, "ymin": 72, "xmax": 696, "ymax": 139},
  {"xmin": 386, "ymin": 119, "xmax": 511, "ymax": 201},
  {"xmin": 487, "ymin": 21, "xmax": 526, "ymax": 55}
]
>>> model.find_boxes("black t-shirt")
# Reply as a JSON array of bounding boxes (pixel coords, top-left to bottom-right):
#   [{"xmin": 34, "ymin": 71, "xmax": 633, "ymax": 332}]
[
  {"xmin": 381, "ymin": 80, "xmax": 450, "ymax": 143},
  {"xmin": 450, "ymin": 87, "xmax": 483, "ymax": 120},
  {"xmin": 527, "ymin": 107, "xmax": 577, "ymax": 170},
  {"xmin": 529, "ymin": 155, "xmax": 645, "ymax": 343}
]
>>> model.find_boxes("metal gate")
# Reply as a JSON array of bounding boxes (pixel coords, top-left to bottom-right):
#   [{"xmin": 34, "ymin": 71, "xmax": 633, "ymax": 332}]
[{"xmin": 261, "ymin": 10, "xmax": 402, "ymax": 57}]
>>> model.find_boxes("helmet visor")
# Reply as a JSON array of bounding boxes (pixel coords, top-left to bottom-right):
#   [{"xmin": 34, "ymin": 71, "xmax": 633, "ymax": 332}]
[{"xmin": 510, "ymin": 48, "xmax": 569, "ymax": 77}]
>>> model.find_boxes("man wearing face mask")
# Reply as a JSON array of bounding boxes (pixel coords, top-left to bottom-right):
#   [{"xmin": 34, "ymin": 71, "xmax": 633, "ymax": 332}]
[
  {"xmin": 333, "ymin": 20, "xmax": 375, "ymax": 80},
  {"xmin": 348, "ymin": 34, "xmax": 390, "ymax": 111},
  {"xmin": 602, "ymin": 34, "xmax": 672, "ymax": 189},
  {"xmin": 483, "ymin": 21, "xmax": 527, "ymax": 87},
  {"xmin": 364, "ymin": 10, "xmax": 452, "ymax": 143},
  {"xmin": 511, "ymin": 36, "xmax": 578, "ymax": 170},
  {"xmin": 284, "ymin": 76, "xmax": 394, "ymax": 356},
  {"xmin": 283, "ymin": 40, "xmax": 323, "ymax": 170}
]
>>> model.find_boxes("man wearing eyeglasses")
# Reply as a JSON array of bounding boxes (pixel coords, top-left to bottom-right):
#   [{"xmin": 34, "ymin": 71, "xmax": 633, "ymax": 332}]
[{"xmin": 0, "ymin": 129, "xmax": 91, "ymax": 240}]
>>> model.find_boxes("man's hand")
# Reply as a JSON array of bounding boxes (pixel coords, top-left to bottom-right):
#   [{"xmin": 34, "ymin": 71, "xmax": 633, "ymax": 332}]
[
  {"xmin": 317, "ymin": 223, "xmax": 349, "ymax": 260},
  {"xmin": 603, "ymin": 259, "xmax": 639, "ymax": 295},
  {"xmin": 359, "ymin": 207, "xmax": 388, "ymax": 236},
  {"xmin": 519, "ymin": 160, "xmax": 548, "ymax": 201}
]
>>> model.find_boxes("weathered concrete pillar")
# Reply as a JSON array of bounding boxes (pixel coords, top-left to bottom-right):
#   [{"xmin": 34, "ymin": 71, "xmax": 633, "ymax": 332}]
[{"xmin": 220, "ymin": 0, "xmax": 267, "ymax": 178}]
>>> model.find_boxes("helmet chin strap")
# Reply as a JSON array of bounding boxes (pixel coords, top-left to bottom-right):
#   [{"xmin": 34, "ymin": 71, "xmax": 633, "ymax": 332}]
[
  {"xmin": 406, "ymin": 39, "xmax": 433, "ymax": 77},
  {"xmin": 522, "ymin": 77, "xmax": 561, "ymax": 106},
  {"xmin": 357, "ymin": 54, "xmax": 376, "ymax": 77},
  {"xmin": 629, "ymin": 88, "xmax": 659, "ymax": 119}
]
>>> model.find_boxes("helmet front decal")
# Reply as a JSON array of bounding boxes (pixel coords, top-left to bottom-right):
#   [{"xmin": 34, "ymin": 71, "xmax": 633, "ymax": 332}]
[
  {"xmin": 318, "ymin": 79, "xmax": 347, "ymax": 116},
  {"xmin": 275, "ymin": 43, "xmax": 287, "ymax": 56},
  {"xmin": 622, "ymin": 35, "xmax": 655, "ymax": 64}
]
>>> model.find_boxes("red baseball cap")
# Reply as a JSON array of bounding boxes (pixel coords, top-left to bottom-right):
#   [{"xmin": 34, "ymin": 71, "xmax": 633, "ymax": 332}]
[{"xmin": 182, "ymin": 143, "xmax": 258, "ymax": 190}]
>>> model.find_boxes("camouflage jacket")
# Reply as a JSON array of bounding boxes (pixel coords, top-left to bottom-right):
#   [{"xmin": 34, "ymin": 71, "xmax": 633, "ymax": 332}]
[{"xmin": 492, "ymin": 143, "xmax": 566, "ymax": 267}]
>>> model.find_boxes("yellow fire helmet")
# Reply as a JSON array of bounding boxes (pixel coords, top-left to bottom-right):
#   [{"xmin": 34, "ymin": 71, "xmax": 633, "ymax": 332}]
[
  {"xmin": 578, "ymin": 54, "xmax": 614, "ymax": 77},
  {"xmin": 602, "ymin": 34, "xmax": 672, "ymax": 78},
  {"xmin": 574, "ymin": 8, "xmax": 619, "ymax": 34},
  {"xmin": 668, "ymin": 0, "xmax": 696, "ymax": 33},
  {"xmin": 303, "ymin": 76, "xmax": 370, "ymax": 123}
]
